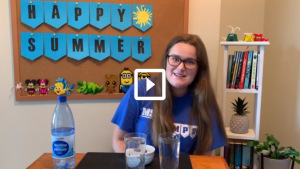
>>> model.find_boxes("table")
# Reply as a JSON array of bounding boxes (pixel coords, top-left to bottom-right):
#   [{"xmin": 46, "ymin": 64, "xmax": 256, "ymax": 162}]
[{"xmin": 27, "ymin": 153, "xmax": 229, "ymax": 169}]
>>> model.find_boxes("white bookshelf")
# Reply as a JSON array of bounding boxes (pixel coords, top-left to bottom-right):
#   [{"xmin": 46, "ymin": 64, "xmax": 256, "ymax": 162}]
[{"xmin": 220, "ymin": 41, "xmax": 270, "ymax": 169}]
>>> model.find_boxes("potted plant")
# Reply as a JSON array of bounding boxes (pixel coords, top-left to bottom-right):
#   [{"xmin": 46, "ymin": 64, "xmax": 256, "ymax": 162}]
[
  {"xmin": 229, "ymin": 97, "xmax": 250, "ymax": 134},
  {"xmin": 247, "ymin": 134, "xmax": 300, "ymax": 169}
]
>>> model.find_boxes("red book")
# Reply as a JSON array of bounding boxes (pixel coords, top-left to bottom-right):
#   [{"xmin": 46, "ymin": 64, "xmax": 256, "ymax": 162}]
[{"xmin": 239, "ymin": 51, "xmax": 248, "ymax": 89}]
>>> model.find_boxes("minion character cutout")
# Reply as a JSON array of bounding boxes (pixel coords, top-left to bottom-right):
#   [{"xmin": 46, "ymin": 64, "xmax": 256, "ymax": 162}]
[
  {"xmin": 138, "ymin": 72, "xmax": 150, "ymax": 81},
  {"xmin": 119, "ymin": 68, "xmax": 133, "ymax": 94}
]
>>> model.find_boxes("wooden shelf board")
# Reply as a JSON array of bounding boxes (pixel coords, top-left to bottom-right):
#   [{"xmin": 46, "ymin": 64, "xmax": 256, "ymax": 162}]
[
  {"xmin": 226, "ymin": 127, "xmax": 256, "ymax": 140},
  {"xmin": 220, "ymin": 41, "xmax": 270, "ymax": 46}
]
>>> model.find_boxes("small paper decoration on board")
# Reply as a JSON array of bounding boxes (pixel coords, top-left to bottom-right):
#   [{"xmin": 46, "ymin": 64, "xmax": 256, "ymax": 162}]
[
  {"xmin": 37, "ymin": 79, "xmax": 49, "ymax": 96},
  {"xmin": 111, "ymin": 3, "xmax": 132, "ymax": 31},
  {"xmin": 138, "ymin": 72, "xmax": 150, "ymax": 81},
  {"xmin": 77, "ymin": 81, "xmax": 103, "ymax": 95},
  {"xmin": 50, "ymin": 78, "xmax": 75, "ymax": 95},
  {"xmin": 67, "ymin": 34, "xmax": 89, "ymax": 60},
  {"xmin": 226, "ymin": 26, "xmax": 240, "ymax": 41},
  {"xmin": 89, "ymin": 35, "xmax": 110, "ymax": 61},
  {"xmin": 44, "ymin": 1, "xmax": 67, "ymax": 29},
  {"xmin": 25, "ymin": 79, "xmax": 37, "ymax": 96},
  {"xmin": 67, "ymin": 2, "xmax": 89, "ymax": 29},
  {"xmin": 44, "ymin": 33, "xmax": 67, "ymax": 61},
  {"xmin": 20, "ymin": 1, "xmax": 44, "ymax": 28},
  {"xmin": 132, "ymin": 5, "xmax": 153, "ymax": 32},
  {"xmin": 105, "ymin": 74, "xmax": 117, "ymax": 94},
  {"xmin": 90, "ymin": 3, "xmax": 111, "ymax": 29},
  {"xmin": 21, "ymin": 32, "xmax": 44, "ymax": 61},
  {"xmin": 132, "ymin": 36, "xmax": 152, "ymax": 62},
  {"xmin": 11, "ymin": 82, "xmax": 23, "ymax": 94},
  {"xmin": 111, "ymin": 36, "xmax": 131, "ymax": 62},
  {"xmin": 119, "ymin": 68, "xmax": 133, "ymax": 94}
]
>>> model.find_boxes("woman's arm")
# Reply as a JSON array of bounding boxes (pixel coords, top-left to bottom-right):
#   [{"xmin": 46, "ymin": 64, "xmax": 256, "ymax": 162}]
[{"xmin": 112, "ymin": 124, "xmax": 128, "ymax": 153}]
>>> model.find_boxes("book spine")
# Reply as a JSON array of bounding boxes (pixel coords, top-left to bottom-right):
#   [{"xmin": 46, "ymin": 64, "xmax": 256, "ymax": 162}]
[
  {"xmin": 244, "ymin": 51, "xmax": 253, "ymax": 89},
  {"xmin": 231, "ymin": 53, "xmax": 239, "ymax": 88},
  {"xmin": 255, "ymin": 53, "xmax": 260, "ymax": 90},
  {"xmin": 224, "ymin": 145, "xmax": 230, "ymax": 165},
  {"xmin": 227, "ymin": 55, "xmax": 233, "ymax": 88},
  {"xmin": 250, "ymin": 51, "xmax": 258, "ymax": 89},
  {"xmin": 235, "ymin": 52, "xmax": 243, "ymax": 89},
  {"xmin": 234, "ymin": 143, "xmax": 242, "ymax": 169},
  {"xmin": 229, "ymin": 143, "xmax": 235, "ymax": 169},
  {"xmin": 239, "ymin": 51, "xmax": 248, "ymax": 89}
]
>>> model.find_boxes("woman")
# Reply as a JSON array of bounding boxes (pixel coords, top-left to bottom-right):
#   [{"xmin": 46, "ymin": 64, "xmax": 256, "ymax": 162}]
[{"xmin": 111, "ymin": 34, "xmax": 227, "ymax": 155}]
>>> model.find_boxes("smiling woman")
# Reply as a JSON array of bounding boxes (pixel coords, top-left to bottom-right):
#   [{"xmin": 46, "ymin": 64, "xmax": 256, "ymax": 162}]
[{"xmin": 111, "ymin": 34, "xmax": 227, "ymax": 155}]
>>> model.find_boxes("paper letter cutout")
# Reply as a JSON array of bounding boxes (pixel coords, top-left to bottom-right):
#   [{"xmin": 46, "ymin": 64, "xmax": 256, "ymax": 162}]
[
  {"xmin": 90, "ymin": 3, "xmax": 111, "ymax": 29},
  {"xmin": 111, "ymin": 36, "xmax": 131, "ymax": 62},
  {"xmin": 45, "ymin": 1, "xmax": 67, "ymax": 29},
  {"xmin": 21, "ymin": 1, "xmax": 44, "ymax": 28},
  {"xmin": 132, "ymin": 5, "xmax": 153, "ymax": 32},
  {"xmin": 67, "ymin": 2, "xmax": 89, "ymax": 29},
  {"xmin": 45, "ymin": 33, "xmax": 66, "ymax": 61},
  {"xmin": 21, "ymin": 32, "xmax": 43, "ymax": 60},
  {"xmin": 132, "ymin": 37, "xmax": 151, "ymax": 62},
  {"xmin": 89, "ymin": 35, "xmax": 110, "ymax": 61},
  {"xmin": 111, "ymin": 4, "xmax": 132, "ymax": 31},
  {"xmin": 67, "ymin": 34, "xmax": 89, "ymax": 60}
]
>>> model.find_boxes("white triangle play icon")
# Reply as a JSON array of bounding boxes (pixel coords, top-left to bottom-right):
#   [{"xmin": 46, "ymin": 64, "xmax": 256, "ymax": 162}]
[{"xmin": 146, "ymin": 78, "xmax": 155, "ymax": 92}]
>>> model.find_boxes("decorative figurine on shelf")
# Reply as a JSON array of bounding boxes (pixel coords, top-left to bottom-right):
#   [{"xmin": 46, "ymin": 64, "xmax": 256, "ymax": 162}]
[
  {"xmin": 243, "ymin": 33, "xmax": 254, "ymax": 42},
  {"xmin": 138, "ymin": 72, "xmax": 150, "ymax": 81},
  {"xmin": 262, "ymin": 38, "xmax": 269, "ymax": 41},
  {"xmin": 25, "ymin": 79, "xmax": 37, "ymax": 96},
  {"xmin": 77, "ymin": 81, "xmax": 103, "ymax": 95},
  {"xmin": 105, "ymin": 74, "xmax": 117, "ymax": 94},
  {"xmin": 254, "ymin": 34, "xmax": 263, "ymax": 41},
  {"xmin": 229, "ymin": 97, "xmax": 250, "ymax": 134},
  {"xmin": 119, "ymin": 68, "xmax": 133, "ymax": 94},
  {"xmin": 225, "ymin": 26, "xmax": 240, "ymax": 41},
  {"xmin": 37, "ymin": 79, "xmax": 49, "ymax": 96},
  {"xmin": 50, "ymin": 78, "xmax": 75, "ymax": 95}
]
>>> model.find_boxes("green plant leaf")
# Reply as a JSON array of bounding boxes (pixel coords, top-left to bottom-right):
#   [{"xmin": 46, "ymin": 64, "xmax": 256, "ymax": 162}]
[
  {"xmin": 288, "ymin": 146, "xmax": 296, "ymax": 151},
  {"xmin": 291, "ymin": 156, "xmax": 300, "ymax": 164},
  {"xmin": 254, "ymin": 147, "xmax": 263, "ymax": 154},
  {"xmin": 247, "ymin": 141, "xmax": 259, "ymax": 147},
  {"xmin": 271, "ymin": 152, "xmax": 276, "ymax": 159},
  {"xmin": 280, "ymin": 150, "xmax": 300, "ymax": 157},
  {"xmin": 278, "ymin": 147, "xmax": 285, "ymax": 152}
]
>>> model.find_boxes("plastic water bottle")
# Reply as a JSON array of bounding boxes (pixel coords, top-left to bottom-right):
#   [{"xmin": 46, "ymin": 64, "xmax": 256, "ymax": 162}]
[{"xmin": 51, "ymin": 95, "xmax": 75, "ymax": 169}]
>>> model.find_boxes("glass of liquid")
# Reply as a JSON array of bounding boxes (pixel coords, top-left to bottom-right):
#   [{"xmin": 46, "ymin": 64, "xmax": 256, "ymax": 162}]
[
  {"xmin": 124, "ymin": 133, "xmax": 147, "ymax": 169},
  {"xmin": 159, "ymin": 133, "xmax": 180, "ymax": 169}
]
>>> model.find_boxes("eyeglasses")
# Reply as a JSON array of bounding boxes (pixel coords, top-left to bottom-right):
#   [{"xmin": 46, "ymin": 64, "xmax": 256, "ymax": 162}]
[{"xmin": 167, "ymin": 55, "xmax": 198, "ymax": 70}]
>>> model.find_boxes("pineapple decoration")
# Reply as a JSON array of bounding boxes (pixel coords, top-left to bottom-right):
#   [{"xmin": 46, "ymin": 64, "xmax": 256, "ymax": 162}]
[{"xmin": 229, "ymin": 97, "xmax": 250, "ymax": 134}]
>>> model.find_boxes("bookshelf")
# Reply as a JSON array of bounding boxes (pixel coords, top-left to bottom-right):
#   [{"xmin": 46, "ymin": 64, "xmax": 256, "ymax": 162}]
[{"xmin": 220, "ymin": 41, "xmax": 270, "ymax": 169}]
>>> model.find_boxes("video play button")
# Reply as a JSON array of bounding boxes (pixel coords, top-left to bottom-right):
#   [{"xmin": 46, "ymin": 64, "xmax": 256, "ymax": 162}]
[{"xmin": 146, "ymin": 78, "xmax": 155, "ymax": 91}]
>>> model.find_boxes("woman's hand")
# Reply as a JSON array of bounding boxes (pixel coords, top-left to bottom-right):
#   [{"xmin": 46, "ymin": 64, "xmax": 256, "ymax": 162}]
[{"xmin": 112, "ymin": 124, "xmax": 128, "ymax": 153}]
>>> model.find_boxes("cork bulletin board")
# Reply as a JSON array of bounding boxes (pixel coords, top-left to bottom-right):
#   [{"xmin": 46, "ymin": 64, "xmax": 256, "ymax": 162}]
[{"xmin": 11, "ymin": 0, "xmax": 189, "ymax": 101}]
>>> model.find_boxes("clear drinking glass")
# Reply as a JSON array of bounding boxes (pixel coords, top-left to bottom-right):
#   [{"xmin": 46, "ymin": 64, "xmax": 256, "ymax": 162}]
[
  {"xmin": 158, "ymin": 133, "xmax": 180, "ymax": 169},
  {"xmin": 124, "ymin": 133, "xmax": 147, "ymax": 169}
]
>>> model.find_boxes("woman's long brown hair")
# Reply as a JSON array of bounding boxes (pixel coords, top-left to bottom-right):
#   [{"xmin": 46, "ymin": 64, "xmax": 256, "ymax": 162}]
[{"xmin": 152, "ymin": 34, "xmax": 227, "ymax": 155}]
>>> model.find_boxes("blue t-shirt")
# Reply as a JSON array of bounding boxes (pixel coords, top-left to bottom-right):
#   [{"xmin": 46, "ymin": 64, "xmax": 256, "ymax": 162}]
[{"xmin": 111, "ymin": 79, "xmax": 227, "ymax": 154}]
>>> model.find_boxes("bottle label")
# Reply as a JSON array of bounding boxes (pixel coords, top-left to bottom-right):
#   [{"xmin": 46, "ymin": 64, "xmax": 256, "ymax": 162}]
[{"xmin": 52, "ymin": 134, "xmax": 75, "ymax": 158}]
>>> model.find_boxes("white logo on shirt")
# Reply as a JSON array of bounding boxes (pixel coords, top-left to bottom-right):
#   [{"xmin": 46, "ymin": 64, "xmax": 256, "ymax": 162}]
[
  {"xmin": 141, "ymin": 108, "xmax": 153, "ymax": 119},
  {"xmin": 141, "ymin": 108, "xmax": 198, "ymax": 139}
]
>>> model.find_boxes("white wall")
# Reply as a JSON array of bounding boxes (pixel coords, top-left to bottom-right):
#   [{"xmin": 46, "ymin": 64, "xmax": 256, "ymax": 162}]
[
  {"xmin": 0, "ymin": 0, "xmax": 222, "ymax": 168},
  {"xmin": 261, "ymin": 0, "xmax": 300, "ymax": 168}
]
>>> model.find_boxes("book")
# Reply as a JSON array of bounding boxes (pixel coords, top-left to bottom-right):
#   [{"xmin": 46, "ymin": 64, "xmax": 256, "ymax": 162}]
[
  {"xmin": 234, "ymin": 143, "xmax": 243, "ymax": 169},
  {"xmin": 229, "ymin": 142, "xmax": 235, "ymax": 169},
  {"xmin": 239, "ymin": 51, "xmax": 248, "ymax": 89},
  {"xmin": 227, "ymin": 55, "xmax": 234, "ymax": 88},
  {"xmin": 255, "ymin": 53, "xmax": 260, "ymax": 90},
  {"xmin": 234, "ymin": 51, "xmax": 244, "ymax": 89},
  {"xmin": 224, "ymin": 145, "xmax": 230, "ymax": 165},
  {"xmin": 244, "ymin": 51, "xmax": 253, "ymax": 89},
  {"xmin": 231, "ymin": 53, "xmax": 239, "ymax": 88},
  {"xmin": 242, "ymin": 144, "xmax": 251, "ymax": 167},
  {"xmin": 250, "ymin": 51, "xmax": 258, "ymax": 89}
]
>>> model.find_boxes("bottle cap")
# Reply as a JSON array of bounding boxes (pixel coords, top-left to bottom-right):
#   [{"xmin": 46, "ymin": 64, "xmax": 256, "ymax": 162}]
[{"xmin": 58, "ymin": 95, "xmax": 67, "ymax": 102}]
